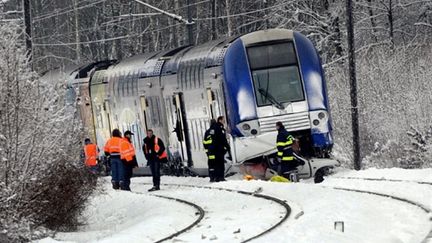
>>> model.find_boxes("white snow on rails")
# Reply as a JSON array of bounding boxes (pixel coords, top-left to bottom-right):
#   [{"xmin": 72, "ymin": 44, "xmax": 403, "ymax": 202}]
[
  {"xmin": 38, "ymin": 168, "xmax": 432, "ymax": 243},
  {"xmin": 135, "ymin": 182, "xmax": 292, "ymax": 243},
  {"xmin": 133, "ymin": 192, "xmax": 205, "ymax": 243}
]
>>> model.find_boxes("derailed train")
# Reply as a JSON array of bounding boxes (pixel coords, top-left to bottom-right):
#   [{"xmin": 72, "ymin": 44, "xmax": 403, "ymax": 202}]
[{"xmin": 42, "ymin": 29, "xmax": 338, "ymax": 180}]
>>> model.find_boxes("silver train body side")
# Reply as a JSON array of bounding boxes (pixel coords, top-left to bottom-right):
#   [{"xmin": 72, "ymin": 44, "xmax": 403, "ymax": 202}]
[{"xmin": 44, "ymin": 29, "xmax": 337, "ymax": 177}]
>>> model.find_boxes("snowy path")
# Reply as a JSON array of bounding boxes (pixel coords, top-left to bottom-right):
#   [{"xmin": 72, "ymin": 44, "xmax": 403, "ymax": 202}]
[{"xmin": 39, "ymin": 168, "xmax": 432, "ymax": 243}]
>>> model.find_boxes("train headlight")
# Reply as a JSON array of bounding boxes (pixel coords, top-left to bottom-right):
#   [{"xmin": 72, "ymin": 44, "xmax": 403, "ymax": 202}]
[
  {"xmin": 309, "ymin": 110, "xmax": 330, "ymax": 133},
  {"xmin": 237, "ymin": 120, "xmax": 260, "ymax": 137},
  {"xmin": 242, "ymin": 123, "xmax": 251, "ymax": 131}
]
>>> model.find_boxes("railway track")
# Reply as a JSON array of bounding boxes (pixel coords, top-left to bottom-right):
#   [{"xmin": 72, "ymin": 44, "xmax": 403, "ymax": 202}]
[
  {"xmin": 334, "ymin": 176, "xmax": 432, "ymax": 185},
  {"xmin": 327, "ymin": 176, "xmax": 432, "ymax": 243},
  {"xmin": 135, "ymin": 177, "xmax": 431, "ymax": 242},
  {"xmin": 133, "ymin": 192, "xmax": 205, "ymax": 243},
  {"xmin": 135, "ymin": 182, "xmax": 291, "ymax": 243}
]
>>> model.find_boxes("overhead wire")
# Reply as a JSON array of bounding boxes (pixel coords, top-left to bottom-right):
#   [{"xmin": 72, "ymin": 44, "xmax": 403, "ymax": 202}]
[
  {"xmin": 33, "ymin": 22, "xmax": 182, "ymax": 46},
  {"xmin": 33, "ymin": 0, "xmax": 281, "ymax": 47},
  {"xmin": 32, "ymin": 0, "xmax": 210, "ymax": 41},
  {"xmin": 193, "ymin": 0, "xmax": 291, "ymax": 21},
  {"xmin": 33, "ymin": 0, "xmax": 108, "ymax": 23}
]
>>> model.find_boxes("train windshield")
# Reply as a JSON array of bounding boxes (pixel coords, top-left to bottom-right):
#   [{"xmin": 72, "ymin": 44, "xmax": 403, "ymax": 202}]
[{"xmin": 247, "ymin": 42, "xmax": 304, "ymax": 108}]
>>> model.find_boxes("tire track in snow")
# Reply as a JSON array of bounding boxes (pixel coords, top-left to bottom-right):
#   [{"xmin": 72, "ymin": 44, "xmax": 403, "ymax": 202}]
[{"xmin": 137, "ymin": 182, "xmax": 291, "ymax": 243}]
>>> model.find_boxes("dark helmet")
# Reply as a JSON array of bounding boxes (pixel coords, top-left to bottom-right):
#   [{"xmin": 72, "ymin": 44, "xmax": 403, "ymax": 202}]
[
  {"xmin": 124, "ymin": 130, "xmax": 134, "ymax": 136},
  {"xmin": 276, "ymin": 121, "xmax": 285, "ymax": 130},
  {"xmin": 112, "ymin": 129, "xmax": 122, "ymax": 137}
]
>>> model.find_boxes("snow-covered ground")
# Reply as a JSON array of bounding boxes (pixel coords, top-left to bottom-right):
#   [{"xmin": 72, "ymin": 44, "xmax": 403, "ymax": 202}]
[{"xmin": 38, "ymin": 168, "xmax": 432, "ymax": 243}]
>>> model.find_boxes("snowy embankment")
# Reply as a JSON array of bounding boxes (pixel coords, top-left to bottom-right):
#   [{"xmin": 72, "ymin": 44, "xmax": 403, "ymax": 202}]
[
  {"xmin": 45, "ymin": 183, "xmax": 198, "ymax": 243},
  {"xmin": 38, "ymin": 168, "xmax": 432, "ymax": 243}
]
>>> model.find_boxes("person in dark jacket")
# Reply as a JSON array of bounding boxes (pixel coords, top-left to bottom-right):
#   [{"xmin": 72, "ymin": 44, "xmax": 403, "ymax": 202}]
[
  {"xmin": 203, "ymin": 116, "xmax": 230, "ymax": 182},
  {"xmin": 216, "ymin": 116, "xmax": 230, "ymax": 181},
  {"xmin": 203, "ymin": 119, "xmax": 218, "ymax": 182},
  {"xmin": 122, "ymin": 130, "xmax": 138, "ymax": 191},
  {"xmin": 143, "ymin": 129, "xmax": 167, "ymax": 191},
  {"xmin": 275, "ymin": 121, "xmax": 298, "ymax": 177}
]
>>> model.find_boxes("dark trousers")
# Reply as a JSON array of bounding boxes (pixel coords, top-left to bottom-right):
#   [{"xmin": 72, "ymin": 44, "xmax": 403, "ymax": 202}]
[
  {"xmin": 280, "ymin": 161, "xmax": 298, "ymax": 178},
  {"xmin": 208, "ymin": 159, "xmax": 217, "ymax": 181},
  {"xmin": 123, "ymin": 163, "xmax": 134, "ymax": 190},
  {"xmin": 149, "ymin": 159, "xmax": 161, "ymax": 187},
  {"xmin": 214, "ymin": 154, "xmax": 225, "ymax": 181},
  {"xmin": 110, "ymin": 156, "xmax": 125, "ymax": 184}
]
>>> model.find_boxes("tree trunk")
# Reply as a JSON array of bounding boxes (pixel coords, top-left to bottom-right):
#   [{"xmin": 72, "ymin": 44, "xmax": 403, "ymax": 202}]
[
  {"xmin": 367, "ymin": 0, "xmax": 378, "ymax": 43},
  {"xmin": 225, "ymin": 0, "xmax": 233, "ymax": 36},
  {"xmin": 73, "ymin": 0, "xmax": 81, "ymax": 63},
  {"xmin": 388, "ymin": 0, "xmax": 394, "ymax": 45}
]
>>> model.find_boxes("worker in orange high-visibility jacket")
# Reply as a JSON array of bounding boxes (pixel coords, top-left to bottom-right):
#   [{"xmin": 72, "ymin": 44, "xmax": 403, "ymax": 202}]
[
  {"xmin": 143, "ymin": 129, "xmax": 167, "ymax": 191},
  {"xmin": 104, "ymin": 129, "xmax": 125, "ymax": 190},
  {"xmin": 121, "ymin": 130, "xmax": 138, "ymax": 191},
  {"xmin": 83, "ymin": 138, "xmax": 99, "ymax": 174}
]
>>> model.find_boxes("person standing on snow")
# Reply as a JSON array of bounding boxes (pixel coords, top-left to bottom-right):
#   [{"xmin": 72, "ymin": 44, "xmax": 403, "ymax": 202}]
[
  {"xmin": 275, "ymin": 121, "xmax": 301, "ymax": 178},
  {"xmin": 120, "ymin": 130, "xmax": 138, "ymax": 191},
  {"xmin": 104, "ymin": 129, "xmax": 125, "ymax": 190},
  {"xmin": 203, "ymin": 119, "xmax": 218, "ymax": 182},
  {"xmin": 203, "ymin": 116, "xmax": 230, "ymax": 182},
  {"xmin": 215, "ymin": 116, "xmax": 230, "ymax": 181},
  {"xmin": 143, "ymin": 129, "xmax": 167, "ymax": 191},
  {"xmin": 83, "ymin": 138, "xmax": 99, "ymax": 174}
]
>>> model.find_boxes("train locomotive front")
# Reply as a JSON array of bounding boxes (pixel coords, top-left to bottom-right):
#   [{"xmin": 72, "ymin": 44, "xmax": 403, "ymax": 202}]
[{"xmin": 222, "ymin": 29, "xmax": 333, "ymax": 164}]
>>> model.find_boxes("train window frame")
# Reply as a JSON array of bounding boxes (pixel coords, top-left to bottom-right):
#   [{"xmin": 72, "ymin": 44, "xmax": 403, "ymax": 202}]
[{"xmin": 246, "ymin": 41, "xmax": 306, "ymax": 107}]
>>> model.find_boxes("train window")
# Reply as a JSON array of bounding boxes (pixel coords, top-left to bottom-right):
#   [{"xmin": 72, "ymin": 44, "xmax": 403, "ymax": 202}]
[
  {"xmin": 148, "ymin": 96, "xmax": 161, "ymax": 127},
  {"xmin": 252, "ymin": 66, "xmax": 304, "ymax": 106},
  {"xmin": 248, "ymin": 41, "xmax": 304, "ymax": 107},
  {"xmin": 247, "ymin": 42, "xmax": 297, "ymax": 70}
]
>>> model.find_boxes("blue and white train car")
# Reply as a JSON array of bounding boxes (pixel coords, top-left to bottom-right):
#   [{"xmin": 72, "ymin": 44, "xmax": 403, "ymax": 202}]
[
  {"xmin": 43, "ymin": 28, "xmax": 337, "ymax": 180},
  {"xmin": 223, "ymin": 29, "xmax": 333, "ymax": 163}
]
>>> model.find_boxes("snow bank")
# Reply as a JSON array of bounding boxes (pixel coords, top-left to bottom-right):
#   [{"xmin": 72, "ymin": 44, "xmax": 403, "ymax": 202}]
[{"xmin": 38, "ymin": 170, "xmax": 432, "ymax": 243}]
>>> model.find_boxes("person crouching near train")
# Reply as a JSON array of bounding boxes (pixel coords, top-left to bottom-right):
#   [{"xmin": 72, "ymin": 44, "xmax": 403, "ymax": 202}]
[
  {"xmin": 104, "ymin": 129, "xmax": 125, "ymax": 190},
  {"xmin": 143, "ymin": 129, "xmax": 168, "ymax": 191},
  {"xmin": 83, "ymin": 138, "xmax": 99, "ymax": 174},
  {"xmin": 120, "ymin": 130, "xmax": 138, "ymax": 191}
]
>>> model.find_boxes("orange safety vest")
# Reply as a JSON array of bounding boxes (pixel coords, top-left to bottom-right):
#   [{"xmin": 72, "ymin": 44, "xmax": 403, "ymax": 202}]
[
  {"xmin": 104, "ymin": 137, "xmax": 123, "ymax": 155},
  {"xmin": 84, "ymin": 144, "xmax": 98, "ymax": 166},
  {"xmin": 120, "ymin": 138, "xmax": 136, "ymax": 162},
  {"xmin": 154, "ymin": 136, "xmax": 168, "ymax": 159}
]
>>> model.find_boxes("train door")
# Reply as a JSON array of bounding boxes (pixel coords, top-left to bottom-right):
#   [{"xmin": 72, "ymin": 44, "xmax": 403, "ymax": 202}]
[
  {"xmin": 137, "ymin": 95, "xmax": 149, "ymax": 166},
  {"xmin": 173, "ymin": 92, "xmax": 193, "ymax": 167}
]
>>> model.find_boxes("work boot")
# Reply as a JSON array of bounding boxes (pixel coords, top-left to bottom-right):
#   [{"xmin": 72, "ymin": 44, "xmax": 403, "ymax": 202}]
[
  {"xmin": 112, "ymin": 181, "xmax": 120, "ymax": 190},
  {"xmin": 119, "ymin": 181, "xmax": 130, "ymax": 191},
  {"xmin": 148, "ymin": 186, "xmax": 160, "ymax": 192}
]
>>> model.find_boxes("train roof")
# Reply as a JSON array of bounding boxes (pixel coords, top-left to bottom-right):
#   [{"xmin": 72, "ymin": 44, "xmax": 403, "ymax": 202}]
[
  {"xmin": 101, "ymin": 35, "xmax": 238, "ymax": 80},
  {"xmin": 76, "ymin": 29, "xmax": 301, "ymax": 85}
]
